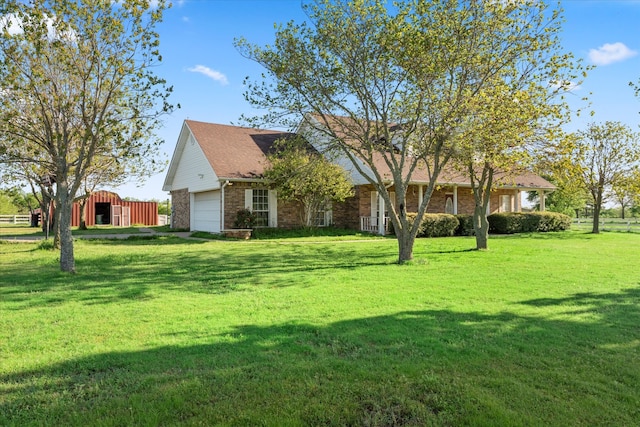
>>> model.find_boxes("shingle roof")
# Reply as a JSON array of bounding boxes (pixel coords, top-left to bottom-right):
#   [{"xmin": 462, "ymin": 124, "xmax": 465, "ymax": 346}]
[
  {"xmin": 186, "ymin": 119, "xmax": 555, "ymax": 190},
  {"xmin": 185, "ymin": 120, "xmax": 293, "ymax": 179},
  {"xmin": 304, "ymin": 114, "xmax": 555, "ymax": 190}
]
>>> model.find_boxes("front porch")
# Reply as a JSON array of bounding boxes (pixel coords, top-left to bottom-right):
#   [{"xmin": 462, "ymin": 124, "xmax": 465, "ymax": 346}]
[
  {"xmin": 360, "ymin": 216, "xmax": 391, "ymax": 234},
  {"xmin": 357, "ymin": 184, "xmax": 547, "ymax": 235}
]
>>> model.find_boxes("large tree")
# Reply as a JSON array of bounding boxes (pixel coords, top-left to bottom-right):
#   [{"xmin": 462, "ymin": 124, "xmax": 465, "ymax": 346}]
[
  {"xmin": 1, "ymin": 156, "xmax": 57, "ymax": 237},
  {"xmin": 264, "ymin": 136, "xmax": 354, "ymax": 227},
  {"xmin": 569, "ymin": 121, "xmax": 640, "ymax": 233},
  {"xmin": 454, "ymin": 81, "xmax": 571, "ymax": 250},
  {"xmin": 610, "ymin": 169, "xmax": 640, "ymax": 220},
  {"xmin": 236, "ymin": 0, "xmax": 584, "ymax": 262},
  {"xmin": 0, "ymin": 0, "xmax": 174, "ymax": 272}
]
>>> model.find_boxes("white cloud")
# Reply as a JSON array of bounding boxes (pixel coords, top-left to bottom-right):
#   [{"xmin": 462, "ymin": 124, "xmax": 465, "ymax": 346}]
[
  {"xmin": 0, "ymin": 14, "xmax": 23, "ymax": 35},
  {"xmin": 0, "ymin": 13, "xmax": 75, "ymax": 41},
  {"xmin": 187, "ymin": 65, "xmax": 229, "ymax": 85},
  {"xmin": 588, "ymin": 42, "xmax": 637, "ymax": 66},
  {"xmin": 549, "ymin": 80, "xmax": 581, "ymax": 93}
]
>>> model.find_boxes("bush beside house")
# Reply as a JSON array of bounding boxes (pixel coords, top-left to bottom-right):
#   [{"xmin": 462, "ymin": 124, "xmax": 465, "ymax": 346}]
[
  {"xmin": 488, "ymin": 212, "xmax": 572, "ymax": 234},
  {"xmin": 454, "ymin": 214, "xmax": 475, "ymax": 236},
  {"xmin": 399, "ymin": 213, "xmax": 460, "ymax": 238},
  {"xmin": 395, "ymin": 212, "xmax": 571, "ymax": 238}
]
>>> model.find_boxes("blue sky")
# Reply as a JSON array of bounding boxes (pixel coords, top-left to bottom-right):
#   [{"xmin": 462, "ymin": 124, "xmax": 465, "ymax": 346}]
[{"xmin": 115, "ymin": 0, "xmax": 640, "ymax": 201}]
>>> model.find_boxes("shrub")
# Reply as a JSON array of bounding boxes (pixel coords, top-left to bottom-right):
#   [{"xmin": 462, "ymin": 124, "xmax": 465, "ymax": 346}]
[
  {"xmin": 489, "ymin": 213, "xmax": 528, "ymax": 234},
  {"xmin": 488, "ymin": 212, "xmax": 571, "ymax": 234},
  {"xmin": 419, "ymin": 213, "xmax": 459, "ymax": 237},
  {"xmin": 454, "ymin": 214, "xmax": 475, "ymax": 236},
  {"xmin": 536, "ymin": 211, "xmax": 572, "ymax": 232},
  {"xmin": 390, "ymin": 213, "xmax": 459, "ymax": 237},
  {"xmin": 391, "ymin": 212, "xmax": 458, "ymax": 237},
  {"xmin": 233, "ymin": 208, "xmax": 257, "ymax": 229}
]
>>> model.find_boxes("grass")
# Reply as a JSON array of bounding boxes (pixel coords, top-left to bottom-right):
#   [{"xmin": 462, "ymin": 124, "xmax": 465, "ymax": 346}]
[
  {"xmin": 1, "ymin": 231, "xmax": 639, "ymax": 425},
  {"xmin": 572, "ymin": 217, "xmax": 640, "ymax": 233},
  {"xmin": 188, "ymin": 227, "xmax": 386, "ymax": 242},
  {"xmin": 0, "ymin": 225, "xmax": 149, "ymax": 238}
]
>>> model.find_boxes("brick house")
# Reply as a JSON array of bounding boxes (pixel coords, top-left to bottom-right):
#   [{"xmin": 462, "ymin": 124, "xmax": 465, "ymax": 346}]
[{"xmin": 163, "ymin": 119, "xmax": 554, "ymax": 234}]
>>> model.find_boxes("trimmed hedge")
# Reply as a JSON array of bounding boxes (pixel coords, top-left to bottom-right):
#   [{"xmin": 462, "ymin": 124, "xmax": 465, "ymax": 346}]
[
  {"xmin": 403, "ymin": 213, "xmax": 460, "ymax": 238},
  {"xmin": 454, "ymin": 214, "xmax": 475, "ymax": 236},
  {"xmin": 488, "ymin": 212, "xmax": 572, "ymax": 234}
]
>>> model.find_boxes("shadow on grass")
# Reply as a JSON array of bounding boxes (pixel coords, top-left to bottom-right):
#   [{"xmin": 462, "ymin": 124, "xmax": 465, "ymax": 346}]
[
  {"xmin": 488, "ymin": 231, "xmax": 600, "ymax": 240},
  {"xmin": 0, "ymin": 237, "xmax": 397, "ymax": 310},
  {"xmin": 2, "ymin": 289, "xmax": 639, "ymax": 426},
  {"xmin": 520, "ymin": 287, "xmax": 640, "ymax": 308}
]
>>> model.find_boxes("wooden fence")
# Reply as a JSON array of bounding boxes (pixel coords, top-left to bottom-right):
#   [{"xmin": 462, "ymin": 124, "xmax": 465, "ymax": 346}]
[
  {"xmin": 572, "ymin": 218, "xmax": 640, "ymax": 233},
  {"xmin": 0, "ymin": 214, "xmax": 30, "ymax": 224}
]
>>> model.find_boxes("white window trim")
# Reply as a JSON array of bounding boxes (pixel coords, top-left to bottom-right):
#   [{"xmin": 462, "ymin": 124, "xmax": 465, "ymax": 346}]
[
  {"xmin": 315, "ymin": 200, "xmax": 333, "ymax": 227},
  {"xmin": 244, "ymin": 188, "xmax": 278, "ymax": 227}
]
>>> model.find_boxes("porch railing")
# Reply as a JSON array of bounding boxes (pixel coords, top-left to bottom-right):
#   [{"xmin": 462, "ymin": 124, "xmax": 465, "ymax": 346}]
[{"xmin": 360, "ymin": 216, "xmax": 391, "ymax": 234}]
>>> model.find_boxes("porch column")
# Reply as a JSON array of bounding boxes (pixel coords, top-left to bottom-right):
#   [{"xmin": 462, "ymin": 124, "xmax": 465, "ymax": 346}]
[
  {"xmin": 378, "ymin": 193, "xmax": 386, "ymax": 235},
  {"xmin": 515, "ymin": 190, "xmax": 521, "ymax": 212},
  {"xmin": 539, "ymin": 190, "xmax": 546, "ymax": 211},
  {"xmin": 418, "ymin": 185, "xmax": 423, "ymax": 207},
  {"xmin": 453, "ymin": 186, "xmax": 458, "ymax": 214}
]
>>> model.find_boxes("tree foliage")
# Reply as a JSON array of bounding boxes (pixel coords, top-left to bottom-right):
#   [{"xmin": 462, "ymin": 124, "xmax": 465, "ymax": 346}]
[
  {"xmin": 455, "ymin": 80, "xmax": 575, "ymax": 249},
  {"xmin": 568, "ymin": 121, "xmax": 640, "ymax": 232},
  {"xmin": 236, "ymin": 0, "xmax": 584, "ymax": 262},
  {"xmin": 0, "ymin": 186, "xmax": 38, "ymax": 214},
  {"xmin": 609, "ymin": 165, "xmax": 640, "ymax": 220},
  {"xmin": 0, "ymin": 0, "xmax": 174, "ymax": 271},
  {"xmin": 264, "ymin": 136, "xmax": 353, "ymax": 227},
  {"xmin": 526, "ymin": 177, "xmax": 589, "ymax": 217}
]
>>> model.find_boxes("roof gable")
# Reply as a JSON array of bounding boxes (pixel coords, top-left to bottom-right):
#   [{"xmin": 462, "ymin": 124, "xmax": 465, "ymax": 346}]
[{"xmin": 186, "ymin": 120, "xmax": 292, "ymax": 179}]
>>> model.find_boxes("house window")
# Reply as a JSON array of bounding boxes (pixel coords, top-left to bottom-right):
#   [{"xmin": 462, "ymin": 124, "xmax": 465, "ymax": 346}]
[
  {"xmin": 245, "ymin": 188, "xmax": 277, "ymax": 227},
  {"xmin": 315, "ymin": 201, "xmax": 333, "ymax": 227},
  {"xmin": 252, "ymin": 189, "xmax": 269, "ymax": 227},
  {"xmin": 500, "ymin": 195, "xmax": 512, "ymax": 213}
]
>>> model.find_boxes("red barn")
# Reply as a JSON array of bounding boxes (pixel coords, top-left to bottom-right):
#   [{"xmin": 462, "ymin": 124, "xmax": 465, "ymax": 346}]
[{"xmin": 71, "ymin": 191, "xmax": 158, "ymax": 227}]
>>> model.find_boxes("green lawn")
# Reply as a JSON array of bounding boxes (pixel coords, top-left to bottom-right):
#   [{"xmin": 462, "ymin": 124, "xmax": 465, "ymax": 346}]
[
  {"xmin": 0, "ymin": 225, "xmax": 148, "ymax": 238},
  {"xmin": 1, "ymin": 232, "xmax": 639, "ymax": 426}
]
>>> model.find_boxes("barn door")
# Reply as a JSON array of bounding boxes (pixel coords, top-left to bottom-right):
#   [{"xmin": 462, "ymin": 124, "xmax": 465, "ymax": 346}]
[
  {"xmin": 111, "ymin": 205, "xmax": 131, "ymax": 227},
  {"xmin": 122, "ymin": 206, "xmax": 131, "ymax": 227},
  {"xmin": 111, "ymin": 205, "xmax": 122, "ymax": 226}
]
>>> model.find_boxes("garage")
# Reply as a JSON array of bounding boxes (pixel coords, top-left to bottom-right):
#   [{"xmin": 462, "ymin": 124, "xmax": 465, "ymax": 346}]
[{"xmin": 192, "ymin": 190, "xmax": 221, "ymax": 232}]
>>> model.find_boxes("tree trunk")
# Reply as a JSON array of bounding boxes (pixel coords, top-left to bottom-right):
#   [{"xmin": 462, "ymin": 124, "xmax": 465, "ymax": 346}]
[
  {"xmin": 78, "ymin": 199, "xmax": 88, "ymax": 230},
  {"xmin": 474, "ymin": 205, "xmax": 490, "ymax": 250},
  {"xmin": 56, "ymin": 187, "xmax": 76, "ymax": 273},
  {"xmin": 396, "ymin": 228, "xmax": 415, "ymax": 263},
  {"xmin": 53, "ymin": 203, "xmax": 61, "ymax": 250},
  {"xmin": 40, "ymin": 200, "xmax": 50, "ymax": 238},
  {"xmin": 470, "ymin": 163, "xmax": 493, "ymax": 250},
  {"xmin": 592, "ymin": 190, "xmax": 602, "ymax": 234},
  {"xmin": 592, "ymin": 203, "xmax": 601, "ymax": 234}
]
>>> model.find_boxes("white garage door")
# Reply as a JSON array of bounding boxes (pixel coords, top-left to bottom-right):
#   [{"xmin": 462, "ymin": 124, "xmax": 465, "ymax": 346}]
[{"xmin": 192, "ymin": 190, "xmax": 221, "ymax": 233}]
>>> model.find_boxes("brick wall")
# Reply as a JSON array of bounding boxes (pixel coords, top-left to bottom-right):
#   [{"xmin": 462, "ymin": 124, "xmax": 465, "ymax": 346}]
[
  {"xmin": 170, "ymin": 188, "xmax": 190, "ymax": 229},
  {"xmin": 223, "ymin": 183, "xmax": 248, "ymax": 229},
  {"xmin": 176, "ymin": 182, "xmax": 521, "ymax": 232},
  {"xmin": 332, "ymin": 190, "xmax": 360, "ymax": 229},
  {"xmin": 224, "ymin": 182, "xmax": 303, "ymax": 229},
  {"xmin": 355, "ymin": 184, "xmax": 520, "ymax": 217}
]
